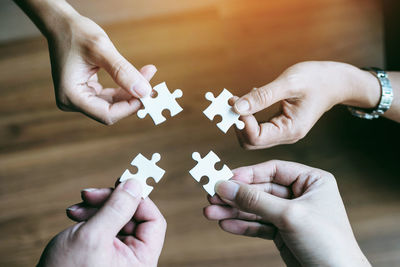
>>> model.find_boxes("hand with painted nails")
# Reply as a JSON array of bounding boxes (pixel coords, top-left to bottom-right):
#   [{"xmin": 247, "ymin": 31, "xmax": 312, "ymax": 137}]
[
  {"xmin": 37, "ymin": 179, "xmax": 167, "ymax": 267},
  {"xmin": 204, "ymin": 160, "xmax": 371, "ymax": 266},
  {"xmin": 232, "ymin": 61, "xmax": 385, "ymax": 149},
  {"xmin": 16, "ymin": 0, "xmax": 156, "ymax": 124}
]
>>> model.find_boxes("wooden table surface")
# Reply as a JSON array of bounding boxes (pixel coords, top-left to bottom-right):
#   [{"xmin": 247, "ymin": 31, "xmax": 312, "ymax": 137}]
[{"xmin": 1, "ymin": 0, "xmax": 399, "ymax": 266}]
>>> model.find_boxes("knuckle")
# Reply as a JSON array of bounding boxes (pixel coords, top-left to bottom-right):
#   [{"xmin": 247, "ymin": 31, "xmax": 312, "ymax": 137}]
[
  {"xmin": 282, "ymin": 63, "xmax": 311, "ymax": 92},
  {"xmin": 252, "ymin": 87, "xmax": 273, "ymax": 106},
  {"xmin": 102, "ymin": 116, "xmax": 115, "ymax": 126},
  {"xmin": 247, "ymin": 135, "xmax": 264, "ymax": 147},
  {"xmin": 111, "ymin": 59, "xmax": 131, "ymax": 82},
  {"xmin": 322, "ymin": 172, "xmax": 337, "ymax": 186},
  {"xmin": 238, "ymin": 187, "xmax": 261, "ymax": 210}
]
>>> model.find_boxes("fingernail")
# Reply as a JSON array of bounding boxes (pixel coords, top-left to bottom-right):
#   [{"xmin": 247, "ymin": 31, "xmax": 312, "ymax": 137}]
[
  {"xmin": 235, "ymin": 99, "xmax": 250, "ymax": 113},
  {"xmin": 132, "ymin": 81, "xmax": 151, "ymax": 98},
  {"xmin": 66, "ymin": 205, "xmax": 79, "ymax": 211},
  {"xmin": 122, "ymin": 179, "xmax": 142, "ymax": 198},
  {"xmin": 81, "ymin": 188, "xmax": 97, "ymax": 193},
  {"xmin": 215, "ymin": 181, "xmax": 239, "ymax": 201}
]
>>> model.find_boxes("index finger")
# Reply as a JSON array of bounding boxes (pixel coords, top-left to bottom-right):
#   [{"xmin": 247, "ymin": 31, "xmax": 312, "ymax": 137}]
[
  {"xmin": 233, "ymin": 160, "xmax": 319, "ymax": 187},
  {"xmin": 237, "ymin": 112, "xmax": 297, "ymax": 149},
  {"xmin": 133, "ymin": 198, "xmax": 166, "ymax": 241},
  {"xmin": 75, "ymin": 89, "xmax": 142, "ymax": 125},
  {"xmin": 127, "ymin": 198, "xmax": 166, "ymax": 255}
]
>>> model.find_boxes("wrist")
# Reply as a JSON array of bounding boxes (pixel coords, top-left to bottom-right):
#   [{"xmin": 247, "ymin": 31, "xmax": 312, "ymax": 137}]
[
  {"xmin": 15, "ymin": 0, "xmax": 81, "ymax": 38},
  {"xmin": 340, "ymin": 64, "xmax": 381, "ymax": 109}
]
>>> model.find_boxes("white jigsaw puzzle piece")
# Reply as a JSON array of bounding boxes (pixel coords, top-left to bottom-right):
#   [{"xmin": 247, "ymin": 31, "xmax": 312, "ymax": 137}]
[
  {"xmin": 120, "ymin": 153, "xmax": 165, "ymax": 198},
  {"xmin": 203, "ymin": 89, "xmax": 245, "ymax": 133},
  {"xmin": 137, "ymin": 82, "xmax": 183, "ymax": 125},
  {"xmin": 189, "ymin": 151, "xmax": 233, "ymax": 196}
]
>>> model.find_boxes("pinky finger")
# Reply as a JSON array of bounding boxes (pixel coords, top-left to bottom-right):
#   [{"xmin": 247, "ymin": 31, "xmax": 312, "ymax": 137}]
[{"xmin": 219, "ymin": 219, "xmax": 276, "ymax": 240}]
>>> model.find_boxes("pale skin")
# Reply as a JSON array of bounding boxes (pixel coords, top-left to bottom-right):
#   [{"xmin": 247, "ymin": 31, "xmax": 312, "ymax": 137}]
[
  {"xmin": 38, "ymin": 179, "xmax": 167, "ymax": 267},
  {"xmin": 14, "ymin": 1, "xmax": 395, "ymax": 266},
  {"xmin": 232, "ymin": 61, "xmax": 400, "ymax": 149},
  {"xmin": 15, "ymin": 0, "xmax": 155, "ymax": 125},
  {"xmin": 204, "ymin": 160, "xmax": 371, "ymax": 267},
  {"xmin": 65, "ymin": 161, "xmax": 371, "ymax": 267}
]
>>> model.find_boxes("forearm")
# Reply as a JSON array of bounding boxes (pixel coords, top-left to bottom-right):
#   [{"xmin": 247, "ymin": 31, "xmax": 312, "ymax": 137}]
[{"xmin": 13, "ymin": 0, "xmax": 79, "ymax": 38}]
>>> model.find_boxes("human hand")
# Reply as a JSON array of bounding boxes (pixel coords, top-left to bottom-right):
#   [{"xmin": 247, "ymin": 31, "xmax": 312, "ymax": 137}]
[
  {"xmin": 47, "ymin": 12, "xmax": 157, "ymax": 124},
  {"xmin": 204, "ymin": 160, "xmax": 370, "ymax": 266},
  {"xmin": 232, "ymin": 61, "xmax": 381, "ymax": 149},
  {"xmin": 38, "ymin": 179, "xmax": 167, "ymax": 267}
]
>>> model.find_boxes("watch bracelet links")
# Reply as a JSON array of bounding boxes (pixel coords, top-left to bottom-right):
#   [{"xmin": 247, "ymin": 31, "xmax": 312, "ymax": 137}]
[{"xmin": 348, "ymin": 67, "xmax": 394, "ymax": 120}]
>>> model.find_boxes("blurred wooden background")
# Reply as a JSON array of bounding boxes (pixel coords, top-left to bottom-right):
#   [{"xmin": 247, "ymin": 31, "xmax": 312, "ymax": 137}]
[{"xmin": 1, "ymin": 0, "xmax": 400, "ymax": 266}]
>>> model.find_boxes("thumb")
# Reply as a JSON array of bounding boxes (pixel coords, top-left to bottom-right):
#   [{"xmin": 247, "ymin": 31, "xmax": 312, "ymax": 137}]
[
  {"xmin": 83, "ymin": 179, "xmax": 142, "ymax": 238},
  {"xmin": 100, "ymin": 47, "xmax": 152, "ymax": 98},
  {"xmin": 215, "ymin": 181, "xmax": 287, "ymax": 225},
  {"xmin": 234, "ymin": 81, "xmax": 287, "ymax": 116}
]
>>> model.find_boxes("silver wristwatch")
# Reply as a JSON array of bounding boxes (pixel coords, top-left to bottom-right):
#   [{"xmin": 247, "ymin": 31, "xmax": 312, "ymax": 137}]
[{"xmin": 348, "ymin": 67, "xmax": 394, "ymax": 120}]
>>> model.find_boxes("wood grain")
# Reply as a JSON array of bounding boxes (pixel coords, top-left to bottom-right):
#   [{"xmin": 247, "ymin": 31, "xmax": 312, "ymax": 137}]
[{"xmin": 1, "ymin": 1, "xmax": 399, "ymax": 266}]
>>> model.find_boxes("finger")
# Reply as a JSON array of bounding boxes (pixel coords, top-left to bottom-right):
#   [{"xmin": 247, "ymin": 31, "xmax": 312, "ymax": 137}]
[
  {"xmin": 234, "ymin": 114, "xmax": 258, "ymax": 147},
  {"xmin": 207, "ymin": 194, "xmax": 227, "ymax": 205},
  {"xmin": 81, "ymin": 188, "xmax": 113, "ymax": 206},
  {"xmin": 98, "ymin": 87, "xmax": 132, "ymax": 102},
  {"xmin": 82, "ymin": 179, "xmax": 143, "ymax": 238},
  {"xmin": 250, "ymin": 183, "xmax": 292, "ymax": 199},
  {"xmin": 67, "ymin": 204, "xmax": 137, "ymax": 235},
  {"xmin": 235, "ymin": 160, "xmax": 322, "ymax": 187},
  {"xmin": 215, "ymin": 181, "xmax": 288, "ymax": 226},
  {"xmin": 72, "ymin": 84, "xmax": 142, "ymax": 125},
  {"xmin": 120, "ymin": 221, "xmax": 136, "ymax": 235},
  {"xmin": 87, "ymin": 74, "xmax": 103, "ymax": 95},
  {"xmin": 239, "ymin": 112, "xmax": 298, "ymax": 149},
  {"xmin": 66, "ymin": 203, "xmax": 98, "ymax": 222},
  {"xmin": 140, "ymin": 65, "xmax": 157, "ymax": 81},
  {"xmin": 219, "ymin": 219, "xmax": 276, "ymax": 240},
  {"xmin": 98, "ymin": 46, "xmax": 152, "ymax": 98},
  {"xmin": 124, "ymin": 198, "xmax": 167, "ymax": 256},
  {"xmin": 132, "ymin": 198, "xmax": 166, "ymax": 243},
  {"xmin": 233, "ymin": 80, "xmax": 288, "ymax": 116},
  {"xmin": 208, "ymin": 181, "xmax": 291, "ymax": 205},
  {"xmin": 232, "ymin": 166, "xmax": 292, "ymax": 198},
  {"xmin": 203, "ymin": 205, "xmax": 262, "ymax": 222}
]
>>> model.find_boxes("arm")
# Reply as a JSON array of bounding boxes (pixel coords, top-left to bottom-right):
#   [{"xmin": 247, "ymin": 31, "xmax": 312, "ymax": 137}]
[
  {"xmin": 233, "ymin": 61, "xmax": 399, "ymax": 150},
  {"xmin": 14, "ymin": 0, "xmax": 155, "ymax": 124}
]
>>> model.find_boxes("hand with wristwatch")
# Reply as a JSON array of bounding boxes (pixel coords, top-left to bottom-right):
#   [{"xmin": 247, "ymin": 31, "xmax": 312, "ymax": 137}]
[{"xmin": 232, "ymin": 61, "xmax": 398, "ymax": 150}]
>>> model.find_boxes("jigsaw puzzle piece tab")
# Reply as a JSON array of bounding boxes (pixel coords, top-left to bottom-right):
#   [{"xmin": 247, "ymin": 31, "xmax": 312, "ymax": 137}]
[
  {"xmin": 137, "ymin": 82, "xmax": 183, "ymax": 125},
  {"xmin": 203, "ymin": 89, "xmax": 245, "ymax": 133},
  {"xmin": 120, "ymin": 169, "xmax": 153, "ymax": 198},
  {"xmin": 189, "ymin": 151, "xmax": 233, "ymax": 196},
  {"xmin": 120, "ymin": 153, "xmax": 165, "ymax": 198}
]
